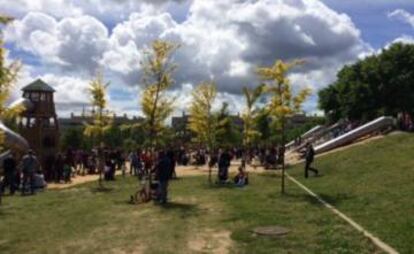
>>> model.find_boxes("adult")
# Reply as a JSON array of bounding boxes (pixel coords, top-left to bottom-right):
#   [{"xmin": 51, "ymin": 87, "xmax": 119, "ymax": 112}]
[
  {"xmin": 1, "ymin": 153, "xmax": 17, "ymax": 195},
  {"xmin": 304, "ymin": 143, "xmax": 319, "ymax": 178},
  {"xmin": 155, "ymin": 151, "xmax": 172, "ymax": 204},
  {"xmin": 21, "ymin": 150, "xmax": 40, "ymax": 195},
  {"xmin": 167, "ymin": 150, "xmax": 176, "ymax": 179},
  {"xmin": 218, "ymin": 149, "xmax": 231, "ymax": 183},
  {"xmin": 129, "ymin": 150, "xmax": 140, "ymax": 176},
  {"xmin": 54, "ymin": 153, "xmax": 64, "ymax": 183}
]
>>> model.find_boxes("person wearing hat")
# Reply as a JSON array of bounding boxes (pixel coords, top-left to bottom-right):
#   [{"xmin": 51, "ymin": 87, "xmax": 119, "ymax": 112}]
[{"xmin": 20, "ymin": 149, "xmax": 40, "ymax": 195}]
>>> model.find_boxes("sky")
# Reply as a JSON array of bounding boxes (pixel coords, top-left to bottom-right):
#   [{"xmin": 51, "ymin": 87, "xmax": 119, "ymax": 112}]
[{"xmin": 1, "ymin": 0, "xmax": 414, "ymax": 118}]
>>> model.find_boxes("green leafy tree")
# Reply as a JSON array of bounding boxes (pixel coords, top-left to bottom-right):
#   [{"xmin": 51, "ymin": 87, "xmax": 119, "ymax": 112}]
[
  {"xmin": 0, "ymin": 15, "xmax": 23, "ymax": 149},
  {"xmin": 215, "ymin": 102, "xmax": 242, "ymax": 148},
  {"xmin": 319, "ymin": 43, "xmax": 414, "ymax": 122},
  {"xmin": 61, "ymin": 127, "xmax": 83, "ymax": 150},
  {"xmin": 257, "ymin": 60, "xmax": 311, "ymax": 194},
  {"xmin": 242, "ymin": 84, "xmax": 265, "ymax": 158},
  {"xmin": 119, "ymin": 123, "xmax": 146, "ymax": 148},
  {"xmin": 84, "ymin": 71, "xmax": 112, "ymax": 187},
  {"xmin": 140, "ymin": 40, "xmax": 178, "ymax": 148},
  {"xmin": 188, "ymin": 81, "xmax": 217, "ymax": 182}
]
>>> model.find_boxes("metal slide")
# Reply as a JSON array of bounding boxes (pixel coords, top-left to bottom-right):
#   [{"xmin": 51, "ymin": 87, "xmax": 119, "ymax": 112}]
[
  {"xmin": 314, "ymin": 116, "xmax": 394, "ymax": 154},
  {"xmin": 0, "ymin": 98, "xmax": 33, "ymax": 170},
  {"xmin": 285, "ymin": 125, "xmax": 324, "ymax": 150}
]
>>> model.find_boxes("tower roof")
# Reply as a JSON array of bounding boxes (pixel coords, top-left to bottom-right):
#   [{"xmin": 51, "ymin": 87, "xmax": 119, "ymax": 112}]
[{"xmin": 22, "ymin": 79, "xmax": 55, "ymax": 93}]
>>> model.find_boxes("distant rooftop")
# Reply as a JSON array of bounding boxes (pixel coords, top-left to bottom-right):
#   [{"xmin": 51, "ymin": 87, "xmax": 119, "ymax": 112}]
[{"xmin": 22, "ymin": 79, "xmax": 55, "ymax": 93}]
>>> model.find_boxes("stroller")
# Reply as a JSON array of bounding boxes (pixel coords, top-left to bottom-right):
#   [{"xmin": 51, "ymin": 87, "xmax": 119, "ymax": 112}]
[{"xmin": 130, "ymin": 175, "xmax": 160, "ymax": 204}]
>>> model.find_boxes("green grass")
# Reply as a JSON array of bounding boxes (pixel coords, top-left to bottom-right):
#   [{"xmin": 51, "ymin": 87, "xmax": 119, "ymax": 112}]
[
  {"xmin": 0, "ymin": 173, "xmax": 376, "ymax": 253},
  {"xmin": 288, "ymin": 132, "xmax": 414, "ymax": 254}
]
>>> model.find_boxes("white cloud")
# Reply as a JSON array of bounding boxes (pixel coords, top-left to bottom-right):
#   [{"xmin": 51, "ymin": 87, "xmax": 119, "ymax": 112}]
[
  {"xmin": 3, "ymin": 0, "xmax": 372, "ymax": 116},
  {"xmin": 6, "ymin": 13, "xmax": 109, "ymax": 73},
  {"xmin": 388, "ymin": 9, "xmax": 414, "ymax": 28},
  {"xmin": 0, "ymin": 0, "xmax": 184, "ymax": 22}
]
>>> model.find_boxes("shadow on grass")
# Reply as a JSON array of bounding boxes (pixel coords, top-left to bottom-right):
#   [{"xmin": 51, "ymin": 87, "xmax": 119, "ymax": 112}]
[
  {"xmin": 280, "ymin": 192, "xmax": 354, "ymax": 207},
  {"xmin": 160, "ymin": 202, "xmax": 200, "ymax": 217},
  {"xmin": 90, "ymin": 186, "xmax": 114, "ymax": 193},
  {"xmin": 257, "ymin": 172, "xmax": 282, "ymax": 179}
]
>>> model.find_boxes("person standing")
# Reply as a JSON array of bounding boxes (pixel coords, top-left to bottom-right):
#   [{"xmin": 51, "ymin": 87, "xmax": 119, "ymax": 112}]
[
  {"xmin": 2, "ymin": 153, "xmax": 17, "ymax": 195},
  {"xmin": 54, "ymin": 153, "xmax": 64, "ymax": 183},
  {"xmin": 155, "ymin": 151, "xmax": 172, "ymax": 204},
  {"xmin": 21, "ymin": 150, "xmax": 40, "ymax": 195},
  {"xmin": 167, "ymin": 150, "xmax": 176, "ymax": 179},
  {"xmin": 129, "ymin": 150, "xmax": 139, "ymax": 176},
  {"xmin": 218, "ymin": 149, "xmax": 231, "ymax": 183},
  {"xmin": 304, "ymin": 143, "xmax": 318, "ymax": 178}
]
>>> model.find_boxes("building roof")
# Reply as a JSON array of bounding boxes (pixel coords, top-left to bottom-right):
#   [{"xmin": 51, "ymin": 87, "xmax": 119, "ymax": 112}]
[{"xmin": 22, "ymin": 79, "xmax": 55, "ymax": 92}]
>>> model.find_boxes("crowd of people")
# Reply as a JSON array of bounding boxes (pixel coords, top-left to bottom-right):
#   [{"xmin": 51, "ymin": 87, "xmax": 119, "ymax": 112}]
[
  {"xmin": 1, "ymin": 150, "xmax": 47, "ymax": 196},
  {"xmin": 1, "ymin": 144, "xmax": 314, "ymax": 204}
]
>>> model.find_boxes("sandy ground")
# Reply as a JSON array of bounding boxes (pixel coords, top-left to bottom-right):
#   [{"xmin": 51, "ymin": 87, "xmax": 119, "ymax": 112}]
[
  {"xmin": 47, "ymin": 133, "xmax": 390, "ymax": 190},
  {"xmin": 47, "ymin": 162, "xmax": 266, "ymax": 190}
]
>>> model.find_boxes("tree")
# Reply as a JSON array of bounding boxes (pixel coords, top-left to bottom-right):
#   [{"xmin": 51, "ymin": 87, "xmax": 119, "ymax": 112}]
[
  {"xmin": 242, "ymin": 84, "xmax": 265, "ymax": 157},
  {"xmin": 215, "ymin": 102, "xmax": 242, "ymax": 148},
  {"xmin": 188, "ymin": 81, "xmax": 217, "ymax": 182},
  {"xmin": 0, "ymin": 15, "xmax": 22, "ymax": 149},
  {"xmin": 319, "ymin": 43, "xmax": 414, "ymax": 122},
  {"xmin": 140, "ymin": 40, "xmax": 178, "ymax": 148},
  {"xmin": 0, "ymin": 15, "xmax": 21, "ymax": 205},
  {"xmin": 257, "ymin": 60, "xmax": 311, "ymax": 194},
  {"xmin": 61, "ymin": 127, "xmax": 83, "ymax": 150},
  {"xmin": 119, "ymin": 123, "xmax": 146, "ymax": 148},
  {"xmin": 83, "ymin": 71, "xmax": 112, "ymax": 187}
]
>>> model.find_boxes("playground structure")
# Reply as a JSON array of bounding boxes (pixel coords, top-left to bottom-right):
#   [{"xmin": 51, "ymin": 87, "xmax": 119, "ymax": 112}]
[
  {"xmin": 0, "ymin": 79, "xmax": 60, "ymax": 178},
  {"xmin": 0, "ymin": 98, "xmax": 33, "ymax": 170},
  {"xmin": 286, "ymin": 116, "xmax": 395, "ymax": 161}
]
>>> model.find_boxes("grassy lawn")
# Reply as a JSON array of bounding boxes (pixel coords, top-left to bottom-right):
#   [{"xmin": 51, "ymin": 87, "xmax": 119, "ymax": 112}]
[
  {"xmin": 0, "ymin": 172, "xmax": 376, "ymax": 253},
  {"xmin": 288, "ymin": 132, "xmax": 414, "ymax": 254}
]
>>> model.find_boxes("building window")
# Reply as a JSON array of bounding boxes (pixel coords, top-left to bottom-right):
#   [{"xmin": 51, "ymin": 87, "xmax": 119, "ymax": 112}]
[
  {"xmin": 40, "ymin": 93, "xmax": 46, "ymax": 101},
  {"xmin": 21, "ymin": 117, "xmax": 28, "ymax": 128},
  {"xmin": 49, "ymin": 118, "xmax": 55, "ymax": 127},
  {"xmin": 29, "ymin": 118, "xmax": 36, "ymax": 128},
  {"xmin": 31, "ymin": 92, "xmax": 39, "ymax": 102}
]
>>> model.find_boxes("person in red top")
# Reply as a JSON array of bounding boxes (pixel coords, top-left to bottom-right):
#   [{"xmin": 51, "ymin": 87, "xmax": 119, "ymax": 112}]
[{"xmin": 142, "ymin": 150, "xmax": 153, "ymax": 176}]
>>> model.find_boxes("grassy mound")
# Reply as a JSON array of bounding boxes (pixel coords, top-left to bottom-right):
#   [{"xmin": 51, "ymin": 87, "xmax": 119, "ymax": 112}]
[
  {"xmin": 0, "ymin": 173, "xmax": 375, "ymax": 253},
  {"xmin": 289, "ymin": 132, "xmax": 414, "ymax": 254}
]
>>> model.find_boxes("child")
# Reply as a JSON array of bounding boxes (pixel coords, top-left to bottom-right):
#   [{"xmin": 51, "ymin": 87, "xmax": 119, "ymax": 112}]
[{"xmin": 234, "ymin": 166, "xmax": 248, "ymax": 187}]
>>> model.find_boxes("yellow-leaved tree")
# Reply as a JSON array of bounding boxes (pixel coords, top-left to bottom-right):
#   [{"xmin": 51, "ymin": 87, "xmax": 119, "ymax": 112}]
[
  {"xmin": 241, "ymin": 84, "xmax": 265, "ymax": 166},
  {"xmin": 140, "ymin": 40, "xmax": 178, "ymax": 148},
  {"xmin": 188, "ymin": 81, "xmax": 217, "ymax": 183},
  {"xmin": 257, "ymin": 60, "xmax": 311, "ymax": 194},
  {"xmin": 0, "ymin": 15, "xmax": 23, "ymax": 149},
  {"xmin": 84, "ymin": 71, "xmax": 112, "ymax": 187}
]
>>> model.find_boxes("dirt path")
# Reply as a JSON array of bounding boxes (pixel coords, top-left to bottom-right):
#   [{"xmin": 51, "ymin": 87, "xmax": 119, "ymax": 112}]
[
  {"xmin": 47, "ymin": 134, "xmax": 390, "ymax": 190},
  {"xmin": 47, "ymin": 162, "xmax": 266, "ymax": 190}
]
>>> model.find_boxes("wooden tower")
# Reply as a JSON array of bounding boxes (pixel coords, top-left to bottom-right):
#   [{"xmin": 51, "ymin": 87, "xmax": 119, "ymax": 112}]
[{"xmin": 18, "ymin": 79, "xmax": 59, "ymax": 180}]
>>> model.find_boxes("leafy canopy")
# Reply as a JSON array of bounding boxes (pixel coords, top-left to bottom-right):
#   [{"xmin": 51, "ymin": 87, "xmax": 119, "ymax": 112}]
[
  {"xmin": 140, "ymin": 40, "xmax": 179, "ymax": 147},
  {"xmin": 242, "ymin": 84, "xmax": 265, "ymax": 147},
  {"xmin": 257, "ymin": 60, "xmax": 311, "ymax": 128},
  {"xmin": 188, "ymin": 81, "xmax": 217, "ymax": 149},
  {"xmin": 83, "ymin": 71, "xmax": 112, "ymax": 141},
  {"xmin": 0, "ymin": 15, "xmax": 23, "ymax": 147}
]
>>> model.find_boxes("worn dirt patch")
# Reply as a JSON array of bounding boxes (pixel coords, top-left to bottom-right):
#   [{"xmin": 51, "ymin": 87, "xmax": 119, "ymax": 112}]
[
  {"xmin": 188, "ymin": 229, "xmax": 233, "ymax": 254},
  {"xmin": 111, "ymin": 244, "xmax": 146, "ymax": 254}
]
